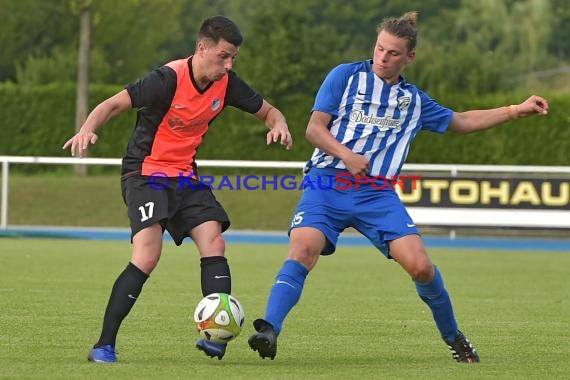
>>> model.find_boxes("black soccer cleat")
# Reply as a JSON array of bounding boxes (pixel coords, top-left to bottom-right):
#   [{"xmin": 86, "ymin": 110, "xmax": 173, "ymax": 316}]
[
  {"xmin": 248, "ymin": 319, "xmax": 277, "ymax": 360},
  {"xmin": 445, "ymin": 330, "xmax": 480, "ymax": 363}
]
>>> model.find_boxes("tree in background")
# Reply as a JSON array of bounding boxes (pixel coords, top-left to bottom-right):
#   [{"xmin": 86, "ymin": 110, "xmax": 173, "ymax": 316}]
[
  {"xmin": 549, "ymin": 0, "xmax": 570, "ymax": 59},
  {"xmin": 0, "ymin": 0, "xmax": 78, "ymax": 83},
  {"xmin": 235, "ymin": 0, "xmax": 349, "ymax": 105},
  {"xmin": 1, "ymin": 0, "xmax": 567, "ymax": 96},
  {"xmin": 232, "ymin": 0, "xmax": 463, "ymax": 105},
  {"xmin": 73, "ymin": 0, "xmax": 91, "ymax": 175},
  {"xmin": 406, "ymin": 0, "xmax": 559, "ymax": 98},
  {"xmin": 5, "ymin": 0, "xmax": 183, "ymax": 85}
]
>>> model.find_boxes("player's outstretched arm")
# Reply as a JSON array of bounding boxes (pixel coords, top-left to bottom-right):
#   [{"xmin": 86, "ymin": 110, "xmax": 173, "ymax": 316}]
[
  {"xmin": 62, "ymin": 89, "xmax": 132, "ymax": 157},
  {"xmin": 255, "ymin": 100, "xmax": 293, "ymax": 150},
  {"xmin": 448, "ymin": 95, "xmax": 549, "ymax": 134}
]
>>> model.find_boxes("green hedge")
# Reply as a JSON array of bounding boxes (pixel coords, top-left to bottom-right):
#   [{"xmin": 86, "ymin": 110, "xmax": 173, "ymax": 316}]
[
  {"xmin": 407, "ymin": 92, "xmax": 570, "ymax": 165},
  {"xmin": 1, "ymin": 82, "xmax": 568, "ymax": 166}
]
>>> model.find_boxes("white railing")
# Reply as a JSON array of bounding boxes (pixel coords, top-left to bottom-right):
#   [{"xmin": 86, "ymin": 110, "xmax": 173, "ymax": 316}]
[{"xmin": 1, "ymin": 155, "xmax": 570, "ymax": 230}]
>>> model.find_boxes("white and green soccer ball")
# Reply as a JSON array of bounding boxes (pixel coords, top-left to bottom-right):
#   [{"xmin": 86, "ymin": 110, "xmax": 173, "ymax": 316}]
[{"xmin": 193, "ymin": 293, "xmax": 245, "ymax": 343}]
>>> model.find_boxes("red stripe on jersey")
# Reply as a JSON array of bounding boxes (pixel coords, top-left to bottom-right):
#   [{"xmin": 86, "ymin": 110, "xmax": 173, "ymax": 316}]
[{"xmin": 141, "ymin": 58, "xmax": 228, "ymax": 177}]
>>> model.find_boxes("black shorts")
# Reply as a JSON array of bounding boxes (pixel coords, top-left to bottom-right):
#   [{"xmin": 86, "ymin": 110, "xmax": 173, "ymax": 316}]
[{"xmin": 121, "ymin": 174, "xmax": 230, "ymax": 245}]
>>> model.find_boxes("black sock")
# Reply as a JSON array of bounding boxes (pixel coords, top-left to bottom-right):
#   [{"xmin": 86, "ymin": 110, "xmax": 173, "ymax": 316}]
[
  {"xmin": 200, "ymin": 256, "xmax": 231, "ymax": 296},
  {"xmin": 94, "ymin": 262, "xmax": 149, "ymax": 348}
]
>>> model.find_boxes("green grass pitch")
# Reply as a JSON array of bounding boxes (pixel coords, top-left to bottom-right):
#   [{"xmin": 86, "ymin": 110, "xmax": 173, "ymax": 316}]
[{"xmin": 0, "ymin": 238, "xmax": 569, "ymax": 379}]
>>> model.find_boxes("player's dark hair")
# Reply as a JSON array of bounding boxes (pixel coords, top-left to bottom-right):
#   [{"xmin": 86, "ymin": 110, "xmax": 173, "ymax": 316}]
[
  {"xmin": 377, "ymin": 11, "xmax": 418, "ymax": 51},
  {"xmin": 198, "ymin": 15, "xmax": 243, "ymax": 47}
]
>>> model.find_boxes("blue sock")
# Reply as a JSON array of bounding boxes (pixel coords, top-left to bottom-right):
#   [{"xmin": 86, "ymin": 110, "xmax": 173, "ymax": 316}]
[
  {"xmin": 415, "ymin": 266, "xmax": 459, "ymax": 342},
  {"xmin": 264, "ymin": 260, "xmax": 309, "ymax": 335}
]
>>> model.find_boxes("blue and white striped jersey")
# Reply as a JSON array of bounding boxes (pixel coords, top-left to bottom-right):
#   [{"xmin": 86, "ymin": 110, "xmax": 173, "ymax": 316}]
[{"xmin": 305, "ymin": 59, "xmax": 453, "ymax": 177}]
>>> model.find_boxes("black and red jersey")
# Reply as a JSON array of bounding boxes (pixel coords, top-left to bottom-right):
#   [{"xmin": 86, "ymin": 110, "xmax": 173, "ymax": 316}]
[{"xmin": 122, "ymin": 56, "xmax": 263, "ymax": 177}]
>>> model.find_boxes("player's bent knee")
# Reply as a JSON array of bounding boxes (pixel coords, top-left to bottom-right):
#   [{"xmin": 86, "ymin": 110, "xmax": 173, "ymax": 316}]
[
  {"xmin": 287, "ymin": 245, "xmax": 320, "ymax": 270},
  {"xmin": 409, "ymin": 263, "xmax": 435, "ymax": 283},
  {"xmin": 197, "ymin": 234, "xmax": 226, "ymax": 257},
  {"xmin": 210, "ymin": 234, "xmax": 226, "ymax": 254},
  {"xmin": 131, "ymin": 255, "xmax": 160, "ymax": 274}
]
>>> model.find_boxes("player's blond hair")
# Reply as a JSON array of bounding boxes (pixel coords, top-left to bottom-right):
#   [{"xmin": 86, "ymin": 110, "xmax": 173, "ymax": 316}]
[{"xmin": 377, "ymin": 11, "xmax": 419, "ymax": 51}]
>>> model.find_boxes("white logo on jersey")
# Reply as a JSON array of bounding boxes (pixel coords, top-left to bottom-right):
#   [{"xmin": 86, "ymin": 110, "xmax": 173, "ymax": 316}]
[
  {"xmin": 397, "ymin": 96, "xmax": 411, "ymax": 111},
  {"xmin": 211, "ymin": 99, "xmax": 221, "ymax": 111},
  {"xmin": 348, "ymin": 110, "xmax": 400, "ymax": 131}
]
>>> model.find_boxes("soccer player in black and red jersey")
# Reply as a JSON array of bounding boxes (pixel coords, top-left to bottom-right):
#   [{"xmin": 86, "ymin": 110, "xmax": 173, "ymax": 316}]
[{"xmin": 63, "ymin": 15, "xmax": 293, "ymax": 363}]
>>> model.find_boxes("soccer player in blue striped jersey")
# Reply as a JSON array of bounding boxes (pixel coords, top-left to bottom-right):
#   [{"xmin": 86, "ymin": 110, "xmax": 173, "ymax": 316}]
[{"xmin": 248, "ymin": 11, "xmax": 549, "ymax": 363}]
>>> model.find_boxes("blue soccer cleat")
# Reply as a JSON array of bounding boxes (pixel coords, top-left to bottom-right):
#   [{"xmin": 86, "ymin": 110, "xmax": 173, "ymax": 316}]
[
  {"xmin": 196, "ymin": 339, "xmax": 227, "ymax": 360},
  {"xmin": 87, "ymin": 344, "xmax": 117, "ymax": 363}
]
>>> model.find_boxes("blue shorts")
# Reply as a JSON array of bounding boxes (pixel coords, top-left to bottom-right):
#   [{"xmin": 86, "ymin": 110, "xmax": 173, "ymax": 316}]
[{"xmin": 289, "ymin": 168, "xmax": 419, "ymax": 257}]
